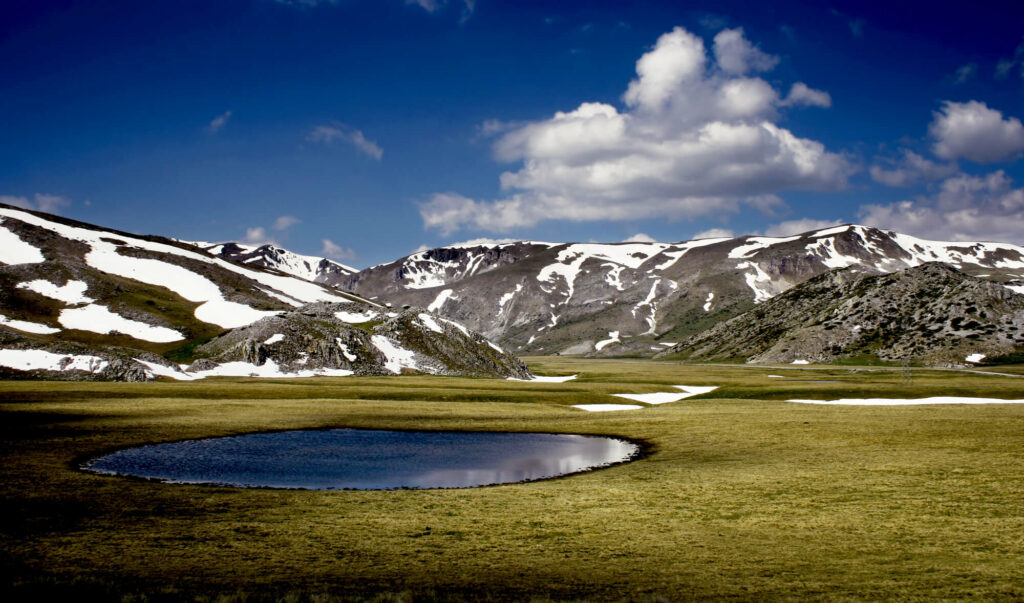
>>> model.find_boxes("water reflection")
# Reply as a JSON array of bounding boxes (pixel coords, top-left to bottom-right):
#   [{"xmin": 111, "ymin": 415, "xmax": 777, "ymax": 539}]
[{"xmin": 84, "ymin": 429, "xmax": 640, "ymax": 490}]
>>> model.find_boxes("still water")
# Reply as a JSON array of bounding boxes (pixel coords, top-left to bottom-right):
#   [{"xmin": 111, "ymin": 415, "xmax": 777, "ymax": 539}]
[{"xmin": 84, "ymin": 429, "xmax": 640, "ymax": 490}]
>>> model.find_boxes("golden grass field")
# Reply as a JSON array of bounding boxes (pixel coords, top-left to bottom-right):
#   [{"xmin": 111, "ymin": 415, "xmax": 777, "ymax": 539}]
[{"xmin": 3, "ymin": 358, "xmax": 1024, "ymax": 601}]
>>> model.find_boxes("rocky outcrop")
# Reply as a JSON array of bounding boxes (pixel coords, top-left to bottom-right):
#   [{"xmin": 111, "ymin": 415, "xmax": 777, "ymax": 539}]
[{"xmin": 660, "ymin": 263, "xmax": 1024, "ymax": 366}]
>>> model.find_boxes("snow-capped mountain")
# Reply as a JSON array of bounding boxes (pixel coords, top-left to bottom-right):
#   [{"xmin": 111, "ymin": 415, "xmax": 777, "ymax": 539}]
[
  {"xmin": 333, "ymin": 225, "xmax": 1024, "ymax": 357},
  {"xmin": 0, "ymin": 204, "xmax": 528, "ymax": 381},
  {"xmin": 193, "ymin": 241, "xmax": 357, "ymax": 283}
]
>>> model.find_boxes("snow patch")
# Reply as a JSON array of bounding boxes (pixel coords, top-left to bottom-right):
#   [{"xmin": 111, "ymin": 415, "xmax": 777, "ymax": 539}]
[
  {"xmin": 508, "ymin": 374, "xmax": 578, "ymax": 383},
  {"xmin": 418, "ymin": 313, "xmax": 444, "ymax": 334},
  {"xmin": 0, "ymin": 314, "xmax": 60, "ymax": 335},
  {"xmin": 439, "ymin": 317, "xmax": 470, "ymax": 337},
  {"xmin": 370, "ymin": 335, "xmax": 420, "ymax": 374},
  {"xmin": 498, "ymin": 283, "xmax": 523, "ymax": 313},
  {"xmin": 17, "ymin": 280, "xmax": 94, "ymax": 304},
  {"xmin": 791, "ymin": 359, "xmax": 810, "ymax": 365},
  {"xmin": 0, "ymin": 221, "xmax": 45, "ymax": 265},
  {"xmin": 572, "ymin": 404, "xmax": 643, "ymax": 412},
  {"xmin": 728, "ymin": 236, "xmax": 800, "ymax": 259},
  {"xmin": 737, "ymin": 261, "xmax": 775, "ymax": 303},
  {"xmin": 612, "ymin": 386, "xmax": 717, "ymax": 405},
  {"xmin": 58, "ymin": 304, "xmax": 184, "ymax": 342},
  {"xmin": 966, "ymin": 353, "xmax": 986, "ymax": 363},
  {"xmin": 703, "ymin": 291, "xmax": 715, "ymax": 312},
  {"xmin": 487, "ymin": 341, "xmax": 504, "ymax": 354},
  {"xmin": 595, "ymin": 331, "xmax": 620, "ymax": 351},
  {"xmin": 0, "ymin": 349, "xmax": 108, "ymax": 373},
  {"xmin": 335, "ymin": 310, "xmax": 378, "ymax": 323},
  {"xmin": 336, "ymin": 339, "xmax": 357, "ymax": 361},
  {"xmin": 428, "ymin": 289, "xmax": 454, "ymax": 312},
  {"xmin": 263, "ymin": 334, "xmax": 285, "ymax": 345}
]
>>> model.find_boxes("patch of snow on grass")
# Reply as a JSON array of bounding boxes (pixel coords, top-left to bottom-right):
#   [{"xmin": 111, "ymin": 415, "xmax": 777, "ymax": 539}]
[
  {"xmin": 0, "ymin": 314, "xmax": 60, "ymax": 335},
  {"xmin": 791, "ymin": 359, "xmax": 810, "ymax": 365},
  {"xmin": 0, "ymin": 221, "xmax": 45, "ymax": 265},
  {"xmin": 264, "ymin": 334, "xmax": 285, "ymax": 345},
  {"xmin": 487, "ymin": 341, "xmax": 504, "ymax": 354},
  {"xmin": 418, "ymin": 313, "xmax": 444, "ymax": 334},
  {"xmin": 703, "ymin": 291, "xmax": 714, "ymax": 312},
  {"xmin": 595, "ymin": 331, "xmax": 620, "ymax": 351},
  {"xmin": 1006, "ymin": 284, "xmax": 1024, "ymax": 295},
  {"xmin": 59, "ymin": 304, "xmax": 184, "ymax": 342},
  {"xmin": 787, "ymin": 397, "xmax": 1024, "ymax": 406},
  {"xmin": 612, "ymin": 386, "xmax": 716, "ymax": 405},
  {"xmin": 572, "ymin": 404, "xmax": 643, "ymax": 412},
  {"xmin": 135, "ymin": 359, "xmax": 199, "ymax": 381},
  {"xmin": 966, "ymin": 353, "xmax": 986, "ymax": 363},
  {"xmin": 17, "ymin": 280, "xmax": 94, "ymax": 304},
  {"xmin": 428, "ymin": 289, "xmax": 454, "ymax": 312},
  {"xmin": 370, "ymin": 335, "xmax": 420, "ymax": 374},
  {"xmin": 0, "ymin": 349, "xmax": 107, "ymax": 373},
  {"xmin": 508, "ymin": 374, "xmax": 578, "ymax": 383}
]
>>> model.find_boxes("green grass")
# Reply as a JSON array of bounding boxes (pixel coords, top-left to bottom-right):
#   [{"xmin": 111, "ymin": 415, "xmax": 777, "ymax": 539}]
[{"xmin": 3, "ymin": 359, "xmax": 1024, "ymax": 601}]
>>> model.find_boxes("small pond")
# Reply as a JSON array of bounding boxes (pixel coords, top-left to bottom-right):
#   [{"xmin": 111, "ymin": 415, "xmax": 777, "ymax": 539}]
[{"xmin": 83, "ymin": 429, "xmax": 640, "ymax": 490}]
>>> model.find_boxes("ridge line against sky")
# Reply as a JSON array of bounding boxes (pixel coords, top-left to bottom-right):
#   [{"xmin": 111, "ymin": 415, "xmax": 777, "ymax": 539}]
[{"xmin": 2, "ymin": 0, "xmax": 1023, "ymax": 267}]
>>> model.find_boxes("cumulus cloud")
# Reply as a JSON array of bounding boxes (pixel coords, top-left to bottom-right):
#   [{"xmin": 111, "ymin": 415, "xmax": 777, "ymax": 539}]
[
  {"xmin": 781, "ymin": 82, "xmax": 831, "ymax": 108},
  {"xmin": 860, "ymin": 170, "xmax": 1024, "ymax": 244},
  {"xmin": 869, "ymin": 149, "xmax": 958, "ymax": 187},
  {"xmin": 712, "ymin": 28, "xmax": 779, "ymax": 75},
  {"xmin": 308, "ymin": 124, "xmax": 383, "ymax": 160},
  {"xmin": 207, "ymin": 110, "xmax": 232, "ymax": 133},
  {"xmin": 243, "ymin": 226, "xmax": 274, "ymax": 246},
  {"xmin": 421, "ymin": 26, "xmax": 850, "ymax": 234},
  {"xmin": 929, "ymin": 100, "xmax": 1024, "ymax": 163},
  {"xmin": 0, "ymin": 193, "xmax": 71, "ymax": 214},
  {"xmin": 623, "ymin": 233, "xmax": 658, "ymax": 243},
  {"xmin": 691, "ymin": 228, "xmax": 735, "ymax": 239},
  {"xmin": 321, "ymin": 238, "xmax": 355, "ymax": 260},
  {"xmin": 763, "ymin": 218, "xmax": 844, "ymax": 237}
]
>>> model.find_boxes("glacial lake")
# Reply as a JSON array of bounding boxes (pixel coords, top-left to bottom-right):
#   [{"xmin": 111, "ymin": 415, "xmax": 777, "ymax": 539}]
[{"xmin": 83, "ymin": 429, "xmax": 641, "ymax": 490}]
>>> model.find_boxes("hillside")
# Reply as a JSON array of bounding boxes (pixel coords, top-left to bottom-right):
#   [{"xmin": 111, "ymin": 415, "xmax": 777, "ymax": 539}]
[
  {"xmin": 330, "ymin": 226, "xmax": 1024, "ymax": 357},
  {"xmin": 195, "ymin": 241, "xmax": 357, "ymax": 284},
  {"xmin": 0, "ymin": 204, "xmax": 529, "ymax": 381},
  {"xmin": 660, "ymin": 263, "xmax": 1024, "ymax": 365}
]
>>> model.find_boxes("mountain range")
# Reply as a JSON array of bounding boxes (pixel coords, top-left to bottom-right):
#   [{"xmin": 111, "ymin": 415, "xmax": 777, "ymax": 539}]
[
  {"xmin": 3, "ymin": 202, "xmax": 1024, "ymax": 379},
  {"xmin": 0, "ymin": 204, "xmax": 529, "ymax": 381}
]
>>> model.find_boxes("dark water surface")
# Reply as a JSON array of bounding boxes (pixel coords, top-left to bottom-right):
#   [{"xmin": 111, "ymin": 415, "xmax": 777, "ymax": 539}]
[{"xmin": 84, "ymin": 429, "xmax": 640, "ymax": 489}]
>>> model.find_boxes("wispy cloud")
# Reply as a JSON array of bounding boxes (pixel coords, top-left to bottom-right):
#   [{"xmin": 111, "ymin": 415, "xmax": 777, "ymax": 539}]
[
  {"xmin": 273, "ymin": 215, "xmax": 300, "ymax": 230},
  {"xmin": 0, "ymin": 193, "xmax": 71, "ymax": 214},
  {"xmin": 207, "ymin": 110, "xmax": 232, "ymax": 133},
  {"xmin": 308, "ymin": 123, "xmax": 383, "ymax": 160},
  {"xmin": 995, "ymin": 40, "xmax": 1024, "ymax": 80},
  {"xmin": 952, "ymin": 63, "xmax": 977, "ymax": 85},
  {"xmin": 830, "ymin": 9, "xmax": 865, "ymax": 38}
]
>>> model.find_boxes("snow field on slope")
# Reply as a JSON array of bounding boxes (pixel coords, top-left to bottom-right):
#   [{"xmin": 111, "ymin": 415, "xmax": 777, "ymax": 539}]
[
  {"xmin": 0, "ymin": 207, "xmax": 351, "ymax": 329},
  {"xmin": 58, "ymin": 304, "xmax": 185, "ymax": 342},
  {"xmin": 0, "ymin": 349, "xmax": 108, "ymax": 373},
  {"xmin": 0, "ymin": 314, "xmax": 60, "ymax": 335},
  {"xmin": 728, "ymin": 236, "xmax": 800, "ymax": 259},
  {"xmin": 595, "ymin": 331, "xmax": 620, "ymax": 351},
  {"xmin": 335, "ymin": 309, "xmax": 378, "ymax": 323},
  {"xmin": 17, "ymin": 280, "xmax": 94, "ymax": 304},
  {"xmin": 370, "ymin": 335, "xmax": 421, "ymax": 374},
  {"xmin": 428, "ymin": 289, "xmax": 454, "ymax": 312},
  {"xmin": 0, "ymin": 219, "xmax": 46, "ymax": 265},
  {"xmin": 418, "ymin": 313, "xmax": 444, "ymax": 334}
]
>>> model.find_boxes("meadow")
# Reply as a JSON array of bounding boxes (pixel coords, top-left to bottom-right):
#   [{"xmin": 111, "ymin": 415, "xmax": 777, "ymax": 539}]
[{"xmin": 2, "ymin": 358, "xmax": 1024, "ymax": 601}]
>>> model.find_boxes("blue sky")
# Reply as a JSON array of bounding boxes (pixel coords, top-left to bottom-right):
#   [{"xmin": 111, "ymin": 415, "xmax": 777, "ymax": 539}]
[{"xmin": 3, "ymin": 0, "xmax": 1024, "ymax": 267}]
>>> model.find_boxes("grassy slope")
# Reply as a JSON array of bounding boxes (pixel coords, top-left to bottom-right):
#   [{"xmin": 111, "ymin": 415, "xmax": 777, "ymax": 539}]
[{"xmin": 2, "ymin": 359, "xmax": 1024, "ymax": 600}]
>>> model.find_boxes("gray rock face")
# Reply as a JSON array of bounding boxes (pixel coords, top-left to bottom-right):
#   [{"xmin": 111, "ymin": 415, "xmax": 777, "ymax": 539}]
[
  {"xmin": 660, "ymin": 263, "xmax": 1024, "ymax": 366},
  {"xmin": 329, "ymin": 226, "xmax": 1024, "ymax": 358}
]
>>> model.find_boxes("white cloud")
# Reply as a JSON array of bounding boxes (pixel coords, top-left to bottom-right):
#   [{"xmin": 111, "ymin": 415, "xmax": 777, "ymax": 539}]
[
  {"xmin": 321, "ymin": 238, "xmax": 355, "ymax": 260},
  {"xmin": 272, "ymin": 215, "xmax": 300, "ymax": 231},
  {"xmin": 207, "ymin": 110, "xmax": 232, "ymax": 133},
  {"xmin": 421, "ymin": 26, "xmax": 850, "ymax": 234},
  {"xmin": 859, "ymin": 170, "xmax": 1024, "ymax": 244},
  {"xmin": 691, "ymin": 228, "xmax": 735, "ymax": 239},
  {"xmin": 763, "ymin": 218, "xmax": 843, "ymax": 237},
  {"xmin": 869, "ymin": 149, "xmax": 958, "ymax": 187},
  {"xmin": 953, "ymin": 64, "xmax": 977, "ymax": 85},
  {"xmin": 623, "ymin": 233, "xmax": 658, "ymax": 243},
  {"xmin": 0, "ymin": 193, "xmax": 71, "ymax": 214},
  {"xmin": 929, "ymin": 100, "xmax": 1024, "ymax": 163},
  {"xmin": 449, "ymin": 237, "xmax": 519, "ymax": 247},
  {"xmin": 308, "ymin": 124, "xmax": 383, "ymax": 160},
  {"xmin": 243, "ymin": 226, "xmax": 274, "ymax": 246},
  {"xmin": 781, "ymin": 82, "xmax": 831, "ymax": 108},
  {"xmin": 712, "ymin": 28, "xmax": 778, "ymax": 75}
]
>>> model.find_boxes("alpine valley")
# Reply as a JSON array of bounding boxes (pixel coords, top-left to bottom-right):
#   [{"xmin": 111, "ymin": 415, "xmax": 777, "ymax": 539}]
[{"xmin": 3, "ymin": 202, "xmax": 1024, "ymax": 380}]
